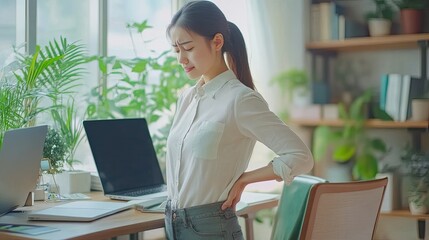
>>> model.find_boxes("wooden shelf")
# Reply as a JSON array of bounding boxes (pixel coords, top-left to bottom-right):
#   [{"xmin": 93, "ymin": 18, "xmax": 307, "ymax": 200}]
[
  {"xmin": 381, "ymin": 210, "xmax": 429, "ymax": 220},
  {"xmin": 306, "ymin": 33, "xmax": 429, "ymax": 52},
  {"xmin": 289, "ymin": 119, "xmax": 429, "ymax": 129}
]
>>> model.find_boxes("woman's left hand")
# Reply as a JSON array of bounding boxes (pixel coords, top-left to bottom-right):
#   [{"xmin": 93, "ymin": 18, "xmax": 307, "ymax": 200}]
[{"xmin": 221, "ymin": 173, "xmax": 247, "ymax": 211}]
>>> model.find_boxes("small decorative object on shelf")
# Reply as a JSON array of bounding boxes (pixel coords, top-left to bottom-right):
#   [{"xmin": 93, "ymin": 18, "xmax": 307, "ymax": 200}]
[
  {"xmin": 393, "ymin": 0, "xmax": 428, "ymax": 34},
  {"xmin": 401, "ymin": 144, "xmax": 429, "ymax": 214},
  {"xmin": 411, "ymin": 98, "xmax": 429, "ymax": 121},
  {"xmin": 365, "ymin": 0, "xmax": 395, "ymax": 37}
]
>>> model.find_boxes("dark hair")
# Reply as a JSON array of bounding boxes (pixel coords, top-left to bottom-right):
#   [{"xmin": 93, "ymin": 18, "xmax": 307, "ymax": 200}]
[{"xmin": 167, "ymin": 1, "xmax": 254, "ymax": 90}]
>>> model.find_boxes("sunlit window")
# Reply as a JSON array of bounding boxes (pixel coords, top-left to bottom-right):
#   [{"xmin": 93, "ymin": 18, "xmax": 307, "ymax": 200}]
[{"xmin": 108, "ymin": 0, "xmax": 171, "ymax": 58}]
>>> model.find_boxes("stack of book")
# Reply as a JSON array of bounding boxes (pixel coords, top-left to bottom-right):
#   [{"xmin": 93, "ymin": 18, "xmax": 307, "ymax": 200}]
[
  {"xmin": 379, "ymin": 74, "xmax": 425, "ymax": 121},
  {"xmin": 310, "ymin": 2, "xmax": 367, "ymax": 41}
]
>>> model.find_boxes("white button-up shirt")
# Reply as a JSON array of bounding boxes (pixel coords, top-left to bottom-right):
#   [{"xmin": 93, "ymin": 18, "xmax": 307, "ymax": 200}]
[{"xmin": 166, "ymin": 70, "xmax": 313, "ymax": 209}]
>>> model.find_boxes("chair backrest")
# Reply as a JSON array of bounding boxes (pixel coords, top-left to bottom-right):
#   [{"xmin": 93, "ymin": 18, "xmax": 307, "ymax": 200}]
[
  {"xmin": 299, "ymin": 177, "xmax": 388, "ymax": 240},
  {"xmin": 271, "ymin": 175, "xmax": 327, "ymax": 240}
]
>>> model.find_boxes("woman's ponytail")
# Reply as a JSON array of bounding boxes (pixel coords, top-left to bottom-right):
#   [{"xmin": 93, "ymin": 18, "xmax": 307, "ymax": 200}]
[{"xmin": 226, "ymin": 21, "xmax": 254, "ymax": 90}]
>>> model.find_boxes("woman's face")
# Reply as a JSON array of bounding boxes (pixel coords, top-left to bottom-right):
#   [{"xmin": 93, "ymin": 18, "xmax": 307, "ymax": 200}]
[{"xmin": 169, "ymin": 26, "xmax": 220, "ymax": 81}]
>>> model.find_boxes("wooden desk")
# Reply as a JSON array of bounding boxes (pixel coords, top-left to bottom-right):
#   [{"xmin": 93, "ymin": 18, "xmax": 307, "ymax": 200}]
[{"xmin": 0, "ymin": 192, "xmax": 278, "ymax": 240}]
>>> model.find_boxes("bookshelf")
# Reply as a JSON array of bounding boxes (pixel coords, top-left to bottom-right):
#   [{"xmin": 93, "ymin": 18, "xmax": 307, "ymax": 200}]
[
  {"xmin": 290, "ymin": 119, "xmax": 429, "ymax": 129},
  {"xmin": 305, "ymin": 1, "xmax": 429, "ymax": 238},
  {"xmin": 306, "ymin": 33, "xmax": 429, "ymax": 52},
  {"xmin": 380, "ymin": 211, "xmax": 428, "ymax": 239}
]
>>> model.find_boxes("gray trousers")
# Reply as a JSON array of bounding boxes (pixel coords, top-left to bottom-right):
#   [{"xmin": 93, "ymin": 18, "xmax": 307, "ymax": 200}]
[{"xmin": 165, "ymin": 200, "xmax": 244, "ymax": 240}]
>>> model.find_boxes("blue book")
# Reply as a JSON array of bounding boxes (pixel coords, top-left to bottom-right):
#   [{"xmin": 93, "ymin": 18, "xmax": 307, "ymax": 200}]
[{"xmin": 380, "ymin": 74, "xmax": 389, "ymax": 111}]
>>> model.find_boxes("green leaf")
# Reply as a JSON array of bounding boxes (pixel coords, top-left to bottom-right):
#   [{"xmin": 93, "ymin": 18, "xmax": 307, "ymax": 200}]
[
  {"xmin": 313, "ymin": 126, "xmax": 335, "ymax": 161},
  {"xmin": 333, "ymin": 144, "xmax": 355, "ymax": 162},
  {"xmin": 370, "ymin": 138, "xmax": 387, "ymax": 153},
  {"xmin": 132, "ymin": 60, "xmax": 147, "ymax": 73},
  {"xmin": 372, "ymin": 103, "xmax": 393, "ymax": 120},
  {"xmin": 355, "ymin": 154, "xmax": 378, "ymax": 180}
]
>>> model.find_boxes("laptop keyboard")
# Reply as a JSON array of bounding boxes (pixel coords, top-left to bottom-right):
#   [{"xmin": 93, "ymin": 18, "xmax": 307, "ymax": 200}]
[{"xmin": 123, "ymin": 185, "xmax": 167, "ymax": 197}]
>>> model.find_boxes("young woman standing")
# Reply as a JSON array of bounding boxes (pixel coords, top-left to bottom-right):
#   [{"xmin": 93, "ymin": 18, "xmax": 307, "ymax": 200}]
[{"xmin": 165, "ymin": 1, "xmax": 314, "ymax": 239}]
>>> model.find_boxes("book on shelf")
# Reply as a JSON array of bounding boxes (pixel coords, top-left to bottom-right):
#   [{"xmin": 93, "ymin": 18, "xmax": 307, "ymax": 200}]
[
  {"xmin": 385, "ymin": 73, "xmax": 402, "ymax": 121},
  {"xmin": 380, "ymin": 74, "xmax": 425, "ymax": 122},
  {"xmin": 338, "ymin": 16, "xmax": 368, "ymax": 40},
  {"xmin": 311, "ymin": 2, "xmax": 344, "ymax": 41}
]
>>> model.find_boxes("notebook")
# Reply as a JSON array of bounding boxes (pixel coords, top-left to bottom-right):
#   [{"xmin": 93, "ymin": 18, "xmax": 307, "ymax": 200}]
[
  {"xmin": 27, "ymin": 200, "xmax": 144, "ymax": 222},
  {"xmin": 0, "ymin": 125, "xmax": 48, "ymax": 216},
  {"xmin": 83, "ymin": 118, "xmax": 167, "ymax": 201}
]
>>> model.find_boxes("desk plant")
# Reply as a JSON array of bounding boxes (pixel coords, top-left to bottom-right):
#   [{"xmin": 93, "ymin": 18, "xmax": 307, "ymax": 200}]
[
  {"xmin": 365, "ymin": 0, "xmax": 395, "ymax": 36},
  {"xmin": 313, "ymin": 91, "xmax": 388, "ymax": 180},
  {"xmin": 16, "ymin": 37, "xmax": 87, "ymax": 170},
  {"xmin": 393, "ymin": 0, "xmax": 428, "ymax": 34},
  {"xmin": 401, "ymin": 144, "xmax": 429, "ymax": 214},
  {"xmin": 270, "ymin": 68, "xmax": 310, "ymax": 120},
  {"xmin": 0, "ymin": 44, "xmax": 63, "ymax": 146}
]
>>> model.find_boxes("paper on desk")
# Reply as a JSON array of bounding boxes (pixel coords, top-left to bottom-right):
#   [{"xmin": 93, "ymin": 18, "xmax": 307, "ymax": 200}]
[
  {"xmin": 0, "ymin": 223, "xmax": 59, "ymax": 235},
  {"xmin": 236, "ymin": 192, "xmax": 279, "ymax": 212}
]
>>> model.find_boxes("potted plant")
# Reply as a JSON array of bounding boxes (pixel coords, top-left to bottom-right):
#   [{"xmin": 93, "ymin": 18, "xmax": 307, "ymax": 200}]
[
  {"xmin": 313, "ymin": 91, "xmax": 388, "ymax": 181},
  {"xmin": 401, "ymin": 144, "xmax": 429, "ymax": 214},
  {"xmin": 40, "ymin": 38, "xmax": 90, "ymax": 194},
  {"xmin": 270, "ymin": 69, "xmax": 311, "ymax": 121},
  {"xmin": 0, "ymin": 44, "xmax": 61, "ymax": 146},
  {"xmin": 365, "ymin": 0, "xmax": 395, "ymax": 37},
  {"xmin": 393, "ymin": 0, "xmax": 428, "ymax": 34},
  {"xmin": 271, "ymin": 69, "xmax": 310, "ymax": 105}
]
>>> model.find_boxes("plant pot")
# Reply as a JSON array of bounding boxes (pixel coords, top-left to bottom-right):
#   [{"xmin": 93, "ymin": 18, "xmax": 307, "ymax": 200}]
[
  {"xmin": 400, "ymin": 9, "xmax": 423, "ymax": 34},
  {"xmin": 411, "ymin": 99, "xmax": 429, "ymax": 121},
  {"xmin": 292, "ymin": 86, "xmax": 311, "ymax": 106},
  {"xmin": 54, "ymin": 170, "xmax": 91, "ymax": 194},
  {"xmin": 368, "ymin": 19, "xmax": 391, "ymax": 37},
  {"xmin": 408, "ymin": 193, "xmax": 428, "ymax": 215}
]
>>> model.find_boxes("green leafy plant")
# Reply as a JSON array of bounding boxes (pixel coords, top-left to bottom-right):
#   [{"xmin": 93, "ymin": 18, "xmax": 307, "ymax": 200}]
[
  {"xmin": 401, "ymin": 145, "xmax": 429, "ymax": 197},
  {"xmin": 43, "ymin": 127, "xmax": 67, "ymax": 174},
  {"xmin": 365, "ymin": 0, "xmax": 395, "ymax": 20},
  {"xmin": 393, "ymin": 0, "xmax": 428, "ymax": 9},
  {"xmin": 51, "ymin": 99, "xmax": 85, "ymax": 170},
  {"xmin": 313, "ymin": 91, "xmax": 388, "ymax": 180},
  {"xmin": 86, "ymin": 20, "xmax": 192, "ymax": 163},
  {"xmin": 270, "ymin": 68, "xmax": 310, "ymax": 120},
  {"xmin": 271, "ymin": 69, "xmax": 309, "ymax": 101},
  {"xmin": 15, "ymin": 37, "xmax": 88, "ymax": 170},
  {"xmin": 0, "ymin": 44, "xmax": 63, "ymax": 147}
]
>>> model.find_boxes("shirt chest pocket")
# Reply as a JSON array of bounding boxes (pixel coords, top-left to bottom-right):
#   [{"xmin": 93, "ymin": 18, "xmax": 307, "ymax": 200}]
[{"xmin": 191, "ymin": 121, "xmax": 225, "ymax": 160}]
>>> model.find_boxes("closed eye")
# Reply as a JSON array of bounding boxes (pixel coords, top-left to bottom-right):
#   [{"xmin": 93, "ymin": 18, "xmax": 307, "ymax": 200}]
[{"xmin": 184, "ymin": 47, "xmax": 194, "ymax": 51}]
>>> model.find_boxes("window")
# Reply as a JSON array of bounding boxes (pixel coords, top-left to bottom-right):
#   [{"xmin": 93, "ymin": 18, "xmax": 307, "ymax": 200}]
[{"xmin": 108, "ymin": 0, "xmax": 171, "ymax": 58}]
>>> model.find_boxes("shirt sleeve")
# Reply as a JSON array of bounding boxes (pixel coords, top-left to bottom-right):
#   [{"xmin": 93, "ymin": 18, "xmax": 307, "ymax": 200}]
[{"xmin": 234, "ymin": 91, "xmax": 314, "ymax": 183}]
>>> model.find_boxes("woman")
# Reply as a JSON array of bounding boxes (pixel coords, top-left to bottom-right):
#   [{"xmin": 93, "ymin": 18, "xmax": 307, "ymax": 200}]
[{"xmin": 165, "ymin": 1, "xmax": 314, "ymax": 239}]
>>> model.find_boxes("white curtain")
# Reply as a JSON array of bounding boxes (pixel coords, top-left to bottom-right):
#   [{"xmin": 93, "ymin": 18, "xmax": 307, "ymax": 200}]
[{"xmin": 247, "ymin": 0, "xmax": 307, "ymax": 112}]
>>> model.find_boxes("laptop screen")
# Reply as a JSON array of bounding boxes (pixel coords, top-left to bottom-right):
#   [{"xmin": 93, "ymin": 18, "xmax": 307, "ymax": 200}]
[{"xmin": 83, "ymin": 118, "xmax": 165, "ymax": 195}]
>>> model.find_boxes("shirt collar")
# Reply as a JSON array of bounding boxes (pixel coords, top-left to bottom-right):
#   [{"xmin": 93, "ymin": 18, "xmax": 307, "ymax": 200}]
[{"xmin": 196, "ymin": 70, "xmax": 236, "ymax": 98}]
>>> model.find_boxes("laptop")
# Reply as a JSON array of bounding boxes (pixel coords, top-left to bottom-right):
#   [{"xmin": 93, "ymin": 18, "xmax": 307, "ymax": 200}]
[
  {"xmin": 83, "ymin": 118, "xmax": 167, "ymax": 201},
  {"xmin": 0, "ymin": 125, "xmax": 48, "ymax": 216}
]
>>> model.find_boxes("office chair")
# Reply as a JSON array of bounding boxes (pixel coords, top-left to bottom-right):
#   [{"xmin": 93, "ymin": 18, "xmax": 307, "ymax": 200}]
[
  {"xmin": 271, "ymin": 175, "xmax": 327, "ymax": 240},
  {"xmin": 271, "ymin": 176, "xmax": 388, "ymax": 240}
]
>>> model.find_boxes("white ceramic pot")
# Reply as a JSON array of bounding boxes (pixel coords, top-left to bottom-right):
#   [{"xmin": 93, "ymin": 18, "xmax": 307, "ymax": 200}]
[
  {"xmin": 53, "ymin": 170, "xmax": 91, "ymax": 194},
  {"xmin": 368, "ymin": 19, "xmax": 391, "ymax": 37},
  {"xmin": 409, "ymin": 193, "xmax": 428, "ymax": 215}
]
